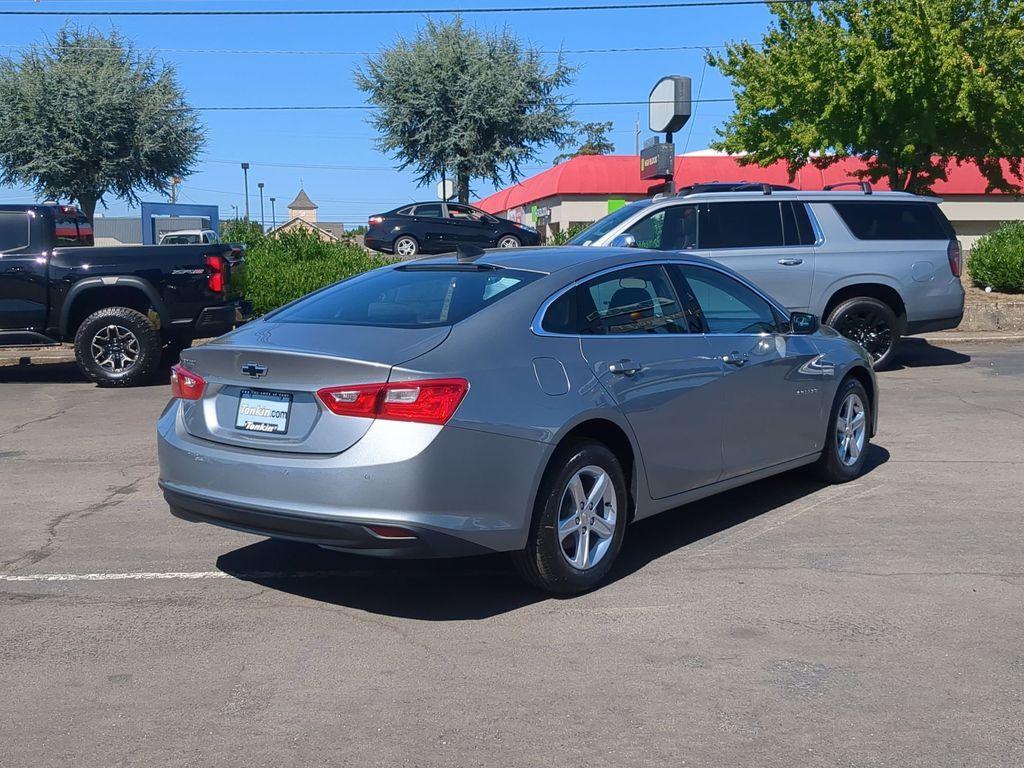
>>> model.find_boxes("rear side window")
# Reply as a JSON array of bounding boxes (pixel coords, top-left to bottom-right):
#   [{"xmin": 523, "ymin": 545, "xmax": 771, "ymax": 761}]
[
  {"xmin": 700, "ymin": 202, "xmax": 785, "ymax": 249},
  {"xmin": 782, "ymin": 202, "xmax": 816, "ymax": 245},
  {"xmin": 0, "ymin": 212, "xmax": 30, "ymax": 252},
  {"xmin": 272, "ymin": 266, "xmax": 541, "ymax": 328},
  {"xmin": 832, "ymin": 202, "xmax": 954, "ymax": 240},
  {"xmin": 412, "ymin": 204, "xmax": 443, "ymax": 218}
]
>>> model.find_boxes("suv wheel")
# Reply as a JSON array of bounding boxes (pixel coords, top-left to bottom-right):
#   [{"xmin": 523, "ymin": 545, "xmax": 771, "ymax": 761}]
[
  {"xmin": 74, "ymin": 306, "xmax": 162, "ymax": 387},
  {"xmin": 512, "ymin": 440, "xmax": 627, "ymax": 595},
  {"xmin": 394, "ymin": 235, "xmax": 419, "ymax": 258},
  {"xmin": 826, "ymin": 297, "xmax": 900, "ymax": 370},
  {"xmin": 815, "ymin": 376, "xmax": 872, "ymax": 483}
]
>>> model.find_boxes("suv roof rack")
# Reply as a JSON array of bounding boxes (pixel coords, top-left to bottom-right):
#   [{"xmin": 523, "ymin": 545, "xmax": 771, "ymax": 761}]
[
  {"xmin": 822, "ymin": 181, "xmax": 874, "ymax": 194},
  {"xmin": 676, "ymin": 181, "xmax": 797, "ymax": 197}
]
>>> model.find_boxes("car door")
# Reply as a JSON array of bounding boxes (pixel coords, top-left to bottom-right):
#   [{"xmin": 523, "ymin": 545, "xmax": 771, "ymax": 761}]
[
  {"xmin": 576, "ymin": 263, "xmax": 723, "ymax": 499},
  {"xmin": 409, "ymin": 203, "xmax": 447, "ymax": 249},
  {"xmin": 676, "ymin": 263, "xmax": 825, "ymax": 479},
  {"xmin": 699, "ymin": 200, "xmax": 817, "ymax": 312},
  {"xmin": 444, "ymin": 204, "xmax": 494, "ymax": 246},
  {"xmin": 0, "ymin": 210, "xmax": 48, "ymax": 332}
]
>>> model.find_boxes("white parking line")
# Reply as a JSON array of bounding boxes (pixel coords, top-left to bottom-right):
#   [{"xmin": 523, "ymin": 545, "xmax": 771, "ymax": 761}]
[{"xmin": 0, "ymin": 570, "xmax": 346, "ymax": 583}]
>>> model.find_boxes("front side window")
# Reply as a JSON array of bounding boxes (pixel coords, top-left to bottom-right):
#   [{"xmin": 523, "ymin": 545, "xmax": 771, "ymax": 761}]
[
  {"xmin": 413, "ymin": 204, "xmax": 443, "ymax": 218},
  {"xmin": 678, "ymin": 265, "xmax": 780, "ymax": 334},
  {"xmin": 272, "ymin": 266, "xmax": 541, "ymax": 328},
  {"xmin": 447, "ymin": 204, "xmax": 488, "ymax": 222},
  {"xmin": 578, "ymin": 264, "xmax": 693, "ymax": 335},
  {"xmin": 0, "ymin": 212, "xmax": 30, "ymax": 252},
  {"xmin": 567, "ymin": 199, "xmax": 654, "ymax": 245},
  {"xmin": 700, "ymin": 202, "xmax": 785, "ymax": 249},
  {"xmin": 623, "ymin": 205, "xmax": 698, "ymax": 251}
]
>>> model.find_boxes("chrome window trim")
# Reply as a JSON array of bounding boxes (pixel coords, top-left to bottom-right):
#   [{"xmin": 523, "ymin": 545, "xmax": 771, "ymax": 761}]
[
  {"xmin": 804, "ymin": 202, "xmax": 826, "ymax": 246},
  {"xmin": 531, "ymin": 258, "xmax": 790, "ymax": 339}
]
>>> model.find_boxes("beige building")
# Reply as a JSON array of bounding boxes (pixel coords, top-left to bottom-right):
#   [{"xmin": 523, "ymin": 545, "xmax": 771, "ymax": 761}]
[
  {"xmin": 475, "ymin": 152, "xmax": 1024, "ymax": 250},
  {"xmin": 270, "ymin": 188, "xmax": 346, "ymax": 241}
]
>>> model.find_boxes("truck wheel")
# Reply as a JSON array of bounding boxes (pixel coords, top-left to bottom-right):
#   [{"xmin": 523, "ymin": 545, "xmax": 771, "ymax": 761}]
[
  {"xmin": 826, "ymin": 297, "xmax": 900, "ymax": 371},
  {"xmin": 74, "ymin": 307, "xmax": 162, "ymax": 387}
]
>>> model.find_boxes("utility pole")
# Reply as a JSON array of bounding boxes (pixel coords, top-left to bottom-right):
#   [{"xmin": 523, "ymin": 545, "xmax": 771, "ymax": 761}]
[
  {"xmin": 269, "ymin": 197, "xmax": 277, "ymax": 230},
  {"xmin": 241, "ymin": 162, "xmax": 250, "ymax": 220},
  {"xmin": 231, "ymin": 204, "xmax": 239, "ymax": 220},
  {"xmin": 258, "ymin": 182, "xmax": 265, "ymax": 231},
  {"xmin": 169, "ymin": 175, "xmax": 182, "ymax": 204}
]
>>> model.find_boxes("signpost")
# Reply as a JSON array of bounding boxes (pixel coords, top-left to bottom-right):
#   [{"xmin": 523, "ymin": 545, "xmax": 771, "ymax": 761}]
[
  {"xmin": 643, "ymin": 75, "xmax": 692, "ymax": 194},
  {"xmin": 436, "ymin": 178, "xmax": 455, "ymax": 201}
]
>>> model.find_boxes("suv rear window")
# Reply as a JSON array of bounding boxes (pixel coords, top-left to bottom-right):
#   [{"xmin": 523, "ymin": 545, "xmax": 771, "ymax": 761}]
[
  {"xmin": 833, "ymin": 202, "xmax": 954, "ymax": 240},
  {"xmin": 272, "ymin": 266, "xmax": 541, "ymax": 328}
]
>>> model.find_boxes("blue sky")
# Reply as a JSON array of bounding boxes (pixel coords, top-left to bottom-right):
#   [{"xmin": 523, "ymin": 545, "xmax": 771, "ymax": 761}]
[{"xmin": 0, "ymin": 0, "xmax": 778, "ymax": 226}]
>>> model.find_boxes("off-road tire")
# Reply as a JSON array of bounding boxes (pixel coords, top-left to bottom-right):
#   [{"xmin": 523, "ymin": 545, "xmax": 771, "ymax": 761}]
[{"xmin": 74, "ymin": 306, "xmax": 162, "ymax": 387}]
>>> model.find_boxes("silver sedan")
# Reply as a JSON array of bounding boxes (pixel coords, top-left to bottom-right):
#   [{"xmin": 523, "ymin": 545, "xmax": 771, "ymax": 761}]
[{"xmin": 157, "ymin": 246, "xmax": 877, "ymax": 594}]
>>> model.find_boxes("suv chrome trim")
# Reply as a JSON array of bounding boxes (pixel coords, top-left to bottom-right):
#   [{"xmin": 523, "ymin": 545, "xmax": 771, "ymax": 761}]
[{"xmin": 531, "ymin": 258, "xmax": 790, "ymax": 339}]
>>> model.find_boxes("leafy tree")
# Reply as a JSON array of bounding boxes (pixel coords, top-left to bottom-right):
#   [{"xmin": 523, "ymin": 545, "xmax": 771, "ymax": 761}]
[
  {"xmin": 708, "ymin": 0, "xmax": 1024, "ymax": 193},
  {"xmin": 553, "ymin": 121, "xmax": 616, "ymax": 165},
  {"xmin": 0, "ymin": 25, "xmax": 204, "ymax": 221},
  {"xmin": 355, "ymin": 18, "xmax": 575, "ymax": 203}
]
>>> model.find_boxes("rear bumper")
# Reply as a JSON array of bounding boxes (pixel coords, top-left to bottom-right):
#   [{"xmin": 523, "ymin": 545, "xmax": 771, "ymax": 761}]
[
  {"xmin": 364, "ymin": 236, "xmax": 392, "ymax": 254},
  {"xmin": 193, "ymin": 300, "xmax": 253, "ymax": 338},
  {"xmin": 905, "ymin": 313, "xmax": 963, "ymax": 335},
  {"xmin": 163, "ymin": 485, "xmax": 491, "ymax": 558}
]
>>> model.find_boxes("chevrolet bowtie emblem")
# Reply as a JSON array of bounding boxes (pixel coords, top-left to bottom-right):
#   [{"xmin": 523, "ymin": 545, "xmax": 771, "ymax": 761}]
[{"xmin": 241, "ymin": 362, "xmax": 268, "ymax": 378}]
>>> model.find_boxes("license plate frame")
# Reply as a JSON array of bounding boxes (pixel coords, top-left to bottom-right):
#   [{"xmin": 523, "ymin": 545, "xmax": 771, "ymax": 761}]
[{"xmin": 235, "ymin": 389, "xmax": 293, "ymax": 435}]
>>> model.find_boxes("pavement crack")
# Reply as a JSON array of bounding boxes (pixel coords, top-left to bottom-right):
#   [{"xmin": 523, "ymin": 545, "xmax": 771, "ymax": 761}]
[
  {"xmin": 0, "ymin": 405, "xmax": 73, "ymax": 440},
  {"xmin": 1, "ymin": 469, "xmax": 157, "ymax": 573}
]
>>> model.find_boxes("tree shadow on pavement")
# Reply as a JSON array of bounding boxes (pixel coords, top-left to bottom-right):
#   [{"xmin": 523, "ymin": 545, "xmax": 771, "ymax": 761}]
[
  {"xmin": 887, "ymin": 338, "xmax": 970, "ymax": 369},
  {"xmin": 216, "ymin": 444, "xmax": 889, "ymax": 621}
]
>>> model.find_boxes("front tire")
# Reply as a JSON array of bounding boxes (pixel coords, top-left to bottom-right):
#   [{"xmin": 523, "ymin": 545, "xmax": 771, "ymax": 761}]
[
  {"xmin": 826, "ymin": 297, "xmax": 900, "ymax": 370},
  {"xmin": 815, "ymin": 377, "xmax": 871, "ymax": 483},
  {"xmin": 74, "ymin": 306, "xmax": 162, "ymax": 387},
  {"xmin": 513, "ymin": 440, "xmax": 627, "ymax": 595}
]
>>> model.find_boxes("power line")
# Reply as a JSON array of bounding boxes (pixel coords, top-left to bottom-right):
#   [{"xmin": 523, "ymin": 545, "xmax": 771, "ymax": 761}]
[
  {"xmin": 188, "ymin": 97, "xmax": 733, "ymax": 112},
  {"xmin": 0, "ymin": 0, "xmax": 810, "ymax": 16}
]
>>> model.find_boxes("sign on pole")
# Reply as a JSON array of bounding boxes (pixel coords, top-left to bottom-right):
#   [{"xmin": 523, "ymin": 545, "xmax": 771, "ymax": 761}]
[
  {"xmin": 648, "ymin": 76, "xmax": 692, "ymax": 135},
  {"xmin": 437, "ymin": 179, "xmax": 455, "ymax": 200}
]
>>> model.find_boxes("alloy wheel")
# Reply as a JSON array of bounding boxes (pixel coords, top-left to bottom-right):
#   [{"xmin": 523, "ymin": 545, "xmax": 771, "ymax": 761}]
[
  {"xmin": 498, "ymin": 236, "xmax": 520, "ymax": 248},
  {"xmin": 833, "ymin": 307, "xmax": 893, "ymax": 362},
  {"xmin": 557, "ymin": 465, "xmax": 617, "ymax": 570},
  {"xmin": 835, "ymin": 392, "xmax": 867, "ymax": 466},
  {"xmin": 91, "ymin": 324, "xmax": 141, "ymax": 373},
  {"xmin": 395, "ymin": 237, "xmax": 417, "ymax": 258}
]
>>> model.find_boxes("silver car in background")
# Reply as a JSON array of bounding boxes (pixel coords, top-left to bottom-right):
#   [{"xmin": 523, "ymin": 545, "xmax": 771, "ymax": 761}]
[
  {"xmin": 569, "ymin": 188, "xmax": 965, "ymax": 369},
  {"xmin": 157, "ymin": 246, "xmax": 878, "ymax": 594}
]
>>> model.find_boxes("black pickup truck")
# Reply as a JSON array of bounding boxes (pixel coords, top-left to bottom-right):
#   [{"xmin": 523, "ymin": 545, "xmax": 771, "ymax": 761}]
[{"xmin": 0, "ymin": 203, "xmax": 250, "ymax": 386}]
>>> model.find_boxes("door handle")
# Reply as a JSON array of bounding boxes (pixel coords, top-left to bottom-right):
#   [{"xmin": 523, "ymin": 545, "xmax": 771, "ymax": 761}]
[
  {"xmin": 777, "ymin": 257, "xmax": 804, "ymax": 266},
  {"xmin": 722, "ymin": 352, "xmax": 749, "ymax": 367},
  {"xmin": 608, "ymin": 359, "xmax": 642, "ymax": 376}
]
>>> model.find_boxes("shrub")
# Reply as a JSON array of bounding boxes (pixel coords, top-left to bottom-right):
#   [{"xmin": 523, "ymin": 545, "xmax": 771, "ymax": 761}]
[
  {"xmin": 225, "ymin": 225, "xmax": 391, "ymax": 315},
  {"xmin": 967, "ymin": 222, "xmax": 1024, "ymax": 293},
  {"xmin": 546, "ymin": 222, "xmax": 589, "ymax": 245}
]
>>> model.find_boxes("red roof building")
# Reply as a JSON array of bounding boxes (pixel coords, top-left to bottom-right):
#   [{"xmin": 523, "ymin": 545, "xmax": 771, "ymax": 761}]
[{"xmin": 475, "ymin": 153, "xmax": 1024, "ymax": 250}]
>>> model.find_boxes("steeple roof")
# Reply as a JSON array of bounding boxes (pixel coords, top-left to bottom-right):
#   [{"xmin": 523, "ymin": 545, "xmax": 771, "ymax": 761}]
[{"xmin": 288, "ymin": 188, "xmax": 318, "ymax": 211}]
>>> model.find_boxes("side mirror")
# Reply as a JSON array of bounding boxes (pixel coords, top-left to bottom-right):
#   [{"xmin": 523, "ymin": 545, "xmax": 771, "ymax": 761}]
[
  {"xmin": 789, "ymin": 311, "xmax": 820, "ymax": 335},
  {"xmin": 609, "ymin": 233, "xmax": 637, "ymax": 248}
]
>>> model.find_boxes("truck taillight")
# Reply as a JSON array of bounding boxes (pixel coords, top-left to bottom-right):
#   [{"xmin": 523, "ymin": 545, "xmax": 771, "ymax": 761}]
[
  {"xmin": 947, "ymin": 239, "xmax": 962, "ymax": 278},
  {"xmin": 317, "ymin": 378, "xmax": 469, "ymax": 425},
  {"xmin": 170, "ymin": 363, "xmax": 206, "ymax": 400},
  {"xmin": 205, "ymin": 254, "xmax": 226, "ymax": 292}
]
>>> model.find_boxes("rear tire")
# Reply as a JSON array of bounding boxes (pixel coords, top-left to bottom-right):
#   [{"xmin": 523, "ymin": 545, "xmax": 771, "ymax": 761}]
[
  {"xmin": 74, "ymin": 306, "xmax": 161, "ymax": 388},
  {"xmin": 512, "ymin": 440, "xmax": 627, "ymax": 595},
  {"xmin": 394, "ymin": 235, "xmax": 419, "ymax": 259},
  {"xmin": 497, "ymin": 235, "xmax": 521, "ymax": 248},
  {"xmin": 826, "ymin": 297, "xmax": 900, "ymax": 370},
  {"xmin": 815, "ymin": 377, "xmax": 871, "ymax": 483}
]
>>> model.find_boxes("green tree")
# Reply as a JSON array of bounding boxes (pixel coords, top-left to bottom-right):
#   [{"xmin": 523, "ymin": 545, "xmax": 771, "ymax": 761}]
[
  {"xmin": 355, "ymin": 18, "xmax": 575, "ymax": 203},
  {"xmin": 708, "ymin": 0, "xmax": 1024, "ymax": 193},
  {"xmin": 553, "ymin": 121, "xmax": 616, "ymax": 165},
  {"xmin": 0, "ymin": 25, "xmax": 204, "ymax": 221}
]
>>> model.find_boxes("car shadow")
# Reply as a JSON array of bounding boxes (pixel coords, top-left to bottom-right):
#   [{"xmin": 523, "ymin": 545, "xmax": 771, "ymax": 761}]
[
  {"xmin": 216, "ymin": 444, "xmax": 890, "ymax": 621},
  {"xmin": 0, "ymin": 359, "xmax": 172, "ymax": 386},
  {"xmin": 888, "ymin": 338, "xmax": 971, "ymax": 369}
]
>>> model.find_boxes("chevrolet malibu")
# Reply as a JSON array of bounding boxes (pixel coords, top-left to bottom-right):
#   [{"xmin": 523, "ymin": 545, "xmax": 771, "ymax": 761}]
[{"xmin": 157, "ymin": 246, "xmax": 877, "ymax": 594}]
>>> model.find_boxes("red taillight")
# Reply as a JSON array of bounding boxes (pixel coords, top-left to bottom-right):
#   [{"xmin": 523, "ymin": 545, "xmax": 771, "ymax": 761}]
[
  {"xmin": 368, "ymin": 216, "xmax": 385, "ymax": 226},
  {"xmin": 205, "ymin": 254, "xmax": 226, "ymax": 293},
  {"xmin": 170, "ymin": 363, "xmax": 206, "ymax": 400},
  {"xmin": 316, "ymin": 378, "xmax": 468, "ymax": 425},
  {"xmin": 947, "ymin": 239, "xmax": 962, "ymax": 278}
]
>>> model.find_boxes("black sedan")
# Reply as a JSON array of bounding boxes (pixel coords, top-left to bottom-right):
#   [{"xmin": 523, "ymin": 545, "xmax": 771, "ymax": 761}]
[{"xmin": 364, "ymin": 202, "xmax": 541, "ymax": 258}]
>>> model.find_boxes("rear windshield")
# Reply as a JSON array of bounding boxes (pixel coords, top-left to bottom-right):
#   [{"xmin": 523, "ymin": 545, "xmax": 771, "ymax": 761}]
[
  {"xmin": 832, "ymin": 202, "xmax": 954, "ymax": 240},
  {"xmin": 54, "ymin": 214, "xmax": 94, "ymax": 247},
  {"xmin": 567, "ymin": 199, "xmax": 654, "ymax": 245},
  {"xmin": 272, "ymin": 266, "xmax": 542, "ymax": 328}
]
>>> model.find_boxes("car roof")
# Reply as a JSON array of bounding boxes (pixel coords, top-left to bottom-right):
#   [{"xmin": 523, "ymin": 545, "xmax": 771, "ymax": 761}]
[{"xmin": 665, "ymin": 189, "xmax": 942, "ymax": 204}]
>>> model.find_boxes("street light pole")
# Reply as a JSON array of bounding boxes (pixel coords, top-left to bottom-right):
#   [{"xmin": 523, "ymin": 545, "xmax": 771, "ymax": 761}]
[
  {"xmin": 258, "ymin": 182, "xmax": 265, "ymax": 231},
  {"xmin": 230, "ymin": 204, "xmax": 239, "ymax": 220},
  {"xmin": 241, "ymin": 162, "xmax": 250, "ymax": 220},
  {"xmin": 269, "ymin": 197, "xmax": 277, "ymax": 230}
]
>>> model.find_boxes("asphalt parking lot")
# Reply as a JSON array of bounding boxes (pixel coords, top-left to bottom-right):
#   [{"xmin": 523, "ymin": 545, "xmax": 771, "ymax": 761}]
[{"xmin": 1, "ymin": 339, "xmax": 1022, "ymax": 768}]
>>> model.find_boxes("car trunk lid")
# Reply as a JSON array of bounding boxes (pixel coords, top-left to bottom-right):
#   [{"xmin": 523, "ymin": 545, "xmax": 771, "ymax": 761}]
[{"xmin": 177, "ymin": 321, "xmax": 450, "ymax": 454}]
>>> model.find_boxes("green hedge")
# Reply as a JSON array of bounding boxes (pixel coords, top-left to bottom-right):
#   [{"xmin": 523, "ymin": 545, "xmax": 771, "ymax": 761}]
[
  {"xmin": 967, "ymin": 222, "xmax": 1024, "ymax": 293},
  {"xmin": 221, "ymin": 221, "xmax": 392, "ymax": 315}
]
